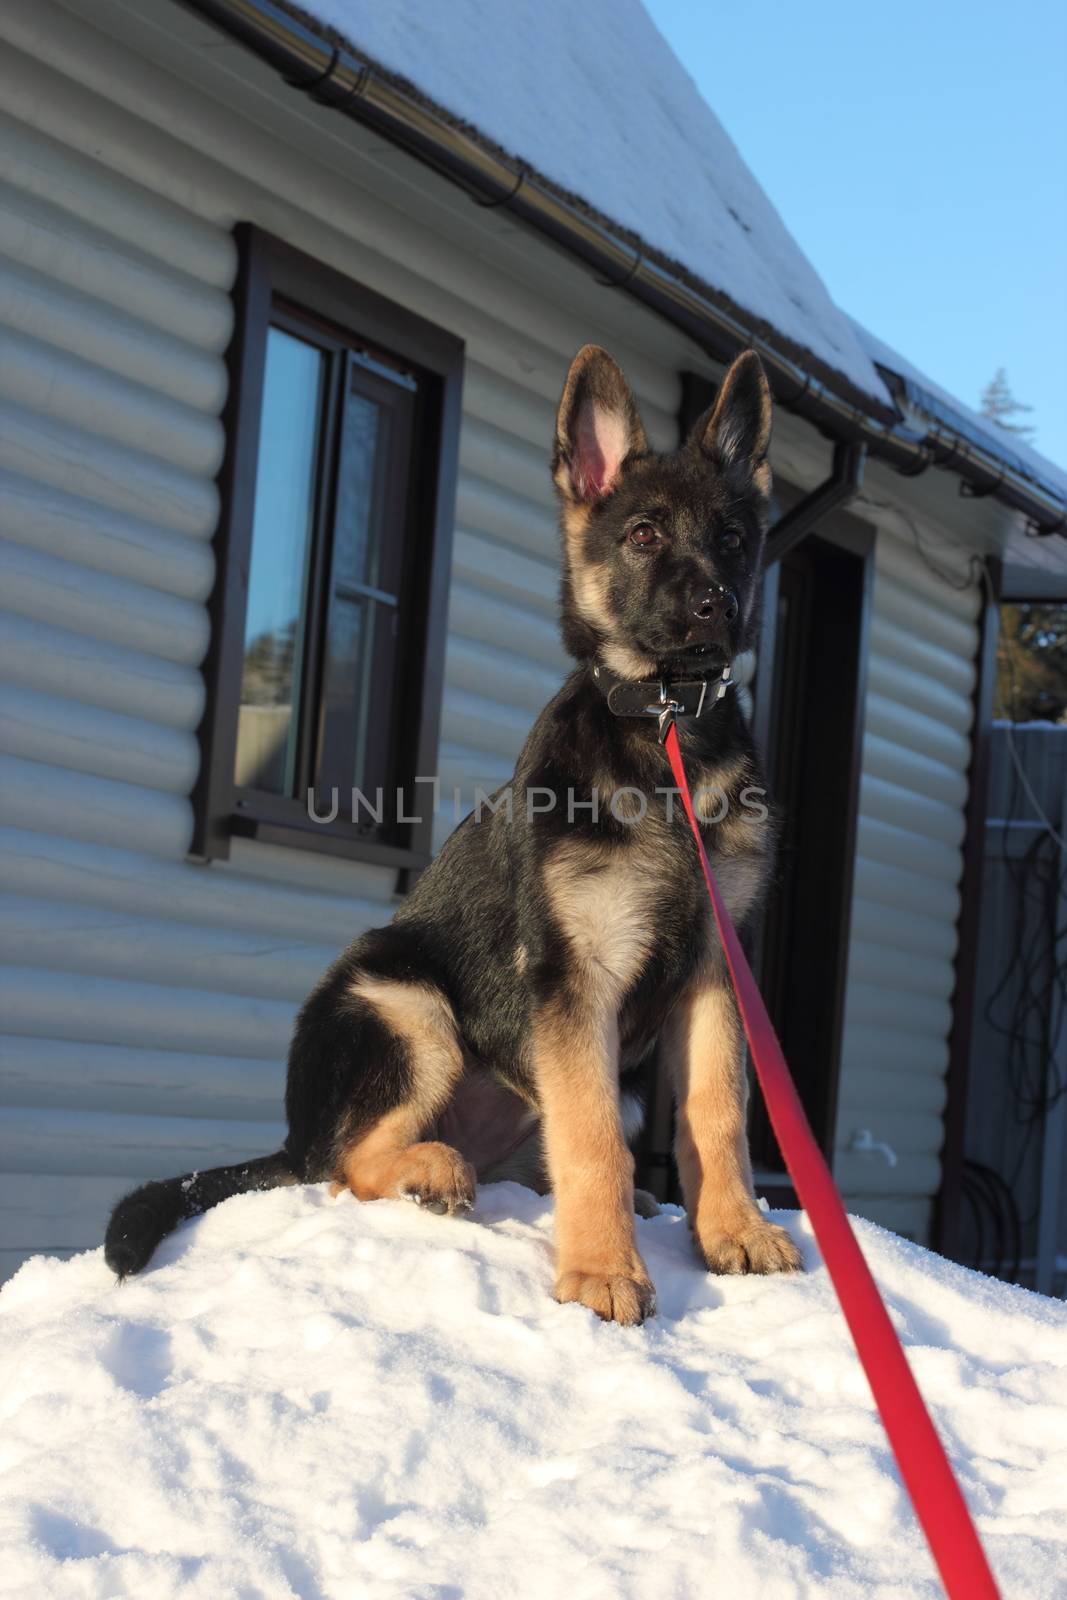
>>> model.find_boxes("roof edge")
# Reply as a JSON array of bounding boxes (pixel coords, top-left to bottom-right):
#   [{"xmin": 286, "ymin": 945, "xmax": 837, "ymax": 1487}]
[{"xmin": 175, "ymin": 0, "xmax": 1067, "ymax": 537}]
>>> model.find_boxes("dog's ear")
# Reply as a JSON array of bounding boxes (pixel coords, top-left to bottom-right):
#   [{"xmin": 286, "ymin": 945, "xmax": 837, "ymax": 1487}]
[
  {"xmin": 553, "ymin": 345, "xmax": 648, "ymax": 503},
  {"xmin": 692, "ymin": 350, "xmax": 772, "ymax": 483}
]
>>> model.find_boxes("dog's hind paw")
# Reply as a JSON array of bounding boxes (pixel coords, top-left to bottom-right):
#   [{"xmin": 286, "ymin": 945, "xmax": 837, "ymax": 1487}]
[
  {"xmin": 394, "ymin": 1142, "xmax": 476, "ymax": 1216},
  {"xmin": 697, "ymin": 1217, "xmax": 802, "ymax": 1276}
]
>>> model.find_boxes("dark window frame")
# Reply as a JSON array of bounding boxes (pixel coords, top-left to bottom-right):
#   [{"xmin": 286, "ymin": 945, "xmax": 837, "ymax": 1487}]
[{"xmin": 191, "ymin": 224, "xmax": 463, "ymax": 878}]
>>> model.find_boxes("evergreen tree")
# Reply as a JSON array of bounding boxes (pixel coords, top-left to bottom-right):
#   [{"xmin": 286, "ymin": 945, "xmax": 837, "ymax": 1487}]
[
  {"xmin": 980, "ymin": 368, "xmax": 1035, "ymax": 442},
  {"xmin": 241, "ymin": 618, "xmax": 298, "ymax": 706}
]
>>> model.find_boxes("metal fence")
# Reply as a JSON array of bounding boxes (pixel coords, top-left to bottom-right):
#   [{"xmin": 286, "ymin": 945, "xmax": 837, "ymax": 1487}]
[{"xmin": 963, "ymin": 723, "xmax": 1067, "ymax": 1296}]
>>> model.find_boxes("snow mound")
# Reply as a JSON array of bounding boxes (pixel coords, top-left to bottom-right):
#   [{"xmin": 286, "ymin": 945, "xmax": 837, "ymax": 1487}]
[{"xmin": 1, "ymin": 1184, "xmax": 1065, "ymax": 1599}]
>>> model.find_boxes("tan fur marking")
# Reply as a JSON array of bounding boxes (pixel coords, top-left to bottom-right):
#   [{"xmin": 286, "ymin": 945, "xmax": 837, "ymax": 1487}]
[
  {"xmin": 711, "ymin": 853, "xmax": 768, "ymax": 924},
  {"xmin": 693, "ymin": 785, "xmax": 728, "ymax": 823},
  {"xmin": 335, "ymin": 1116, "xmax": 474, "ymax": 1211},
  {"xmin": 663, "ymin": 974, "xmax": 801, "ymax": 1276},
  {"xmin": 715, "ymin": 801, "xmax": 768, "ymax": 859},
  {"xmin": 534, "ymin": 1003, "xmax": 654, "ymax": 1324},
  {"xmin": 560, "ymin": 506, "xmax": 656, "ymax": 679},
  {"xmin": 543, "ymin": 841, "xmax": 658, "ymax": 1011},
  {"xmin": 333, "ymin": 977, "xmax": 471, "ymax": 1209},
  {"xmin": 677, "ymin": 746, "xmax": 771, "ymax": 923},
  {"xmin": 599, "ymin": 639, "xmax": 658, "ymax": 678},
  {"xmin": 349, "ymin": 976, "xmax": 462, "ymax": 1129},
  {"xmin": 560, "ymin": 501, "xmax": 593, "ymax": 554},
  {"xmin": 570, "ymin": 559, "xmax": 612, "ymax": 632},
  {"xmin": 478, "ymin": 1097, "xmax": 652, "ymax": 1209},
  {"xmin": 689, "ymin": 754, "xmax": 747, "ymax": 820}
]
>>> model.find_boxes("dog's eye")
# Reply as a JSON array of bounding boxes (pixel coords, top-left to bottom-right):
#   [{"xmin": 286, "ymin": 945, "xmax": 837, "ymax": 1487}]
[
  {"xmin": 629, "ymin": 523, "xmax": 660, "ymax": 548},
  {"xmin": 719, "ymin": 530, "xmax": 743, "ymax": 552}
]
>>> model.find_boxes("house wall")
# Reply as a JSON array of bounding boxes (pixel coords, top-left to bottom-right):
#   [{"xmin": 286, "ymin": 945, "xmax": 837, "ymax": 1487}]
[
  {"xmin": 0, "ymin": 0, "xmax": 979, "ymax": 1272},
  {"xmin": 832, "ymin": 521, "xmax": 981, "ymax": 1240}
]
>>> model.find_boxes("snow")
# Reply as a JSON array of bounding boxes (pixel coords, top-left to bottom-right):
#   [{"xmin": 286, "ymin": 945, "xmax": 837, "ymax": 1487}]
[
  {"xmin": 2, "ymin": 1185, "xmax": 1065, "ymax": 1598},
  {"xmin": 293, "ymin": 0, "xmax": 891, "ymax": 409}
]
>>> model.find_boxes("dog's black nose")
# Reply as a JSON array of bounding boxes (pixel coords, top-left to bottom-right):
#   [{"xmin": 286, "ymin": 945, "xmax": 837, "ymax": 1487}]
[{"xmin": 690, "ymin": 584, "xmax": 739, "ymax": 624}]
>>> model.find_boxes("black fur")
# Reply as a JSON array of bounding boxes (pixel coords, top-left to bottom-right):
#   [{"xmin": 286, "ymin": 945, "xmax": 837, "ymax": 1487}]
[
  {"xmin": 105, "ymin": 346, "xmax": 777, "ymax": 1282},
  {"xmin": 104, "ymin": 1151, "xmax": 295, "ymax": 1278}
]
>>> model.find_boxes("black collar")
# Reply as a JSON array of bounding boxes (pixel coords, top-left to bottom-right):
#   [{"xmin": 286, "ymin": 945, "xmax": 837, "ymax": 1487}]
[{"xmin": 590, "ymin": 660, "xmax": 732, "ymax": 722}]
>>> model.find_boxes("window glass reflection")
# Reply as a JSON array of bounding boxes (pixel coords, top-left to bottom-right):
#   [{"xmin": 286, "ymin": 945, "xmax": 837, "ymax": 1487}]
[{"xmin": 234, "ymin": 328, "xmax": 323, "ymax": 794}]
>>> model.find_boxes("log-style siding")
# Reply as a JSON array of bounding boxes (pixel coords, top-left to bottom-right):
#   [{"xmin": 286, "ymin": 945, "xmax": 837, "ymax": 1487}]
[
  {"xmin": 833, "ymin": 531, "xmax": 981, "ymax": 1239},
  {"xmin": 0, "ymin": 0, "xmax": 679, "ymax": 1275}
]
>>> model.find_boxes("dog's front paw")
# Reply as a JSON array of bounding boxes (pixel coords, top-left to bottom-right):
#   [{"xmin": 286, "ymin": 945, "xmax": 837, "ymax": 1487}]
[
  {"xmin": 697, "ymin": 1217, "xmax": 802, "ymax": 1276},
  {"xmin": 555, "ymin": 1267, "xmax": 656, "ymax": 1325}
]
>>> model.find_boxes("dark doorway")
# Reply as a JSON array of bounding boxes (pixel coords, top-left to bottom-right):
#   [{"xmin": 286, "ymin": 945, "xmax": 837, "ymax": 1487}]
[{"xmin": 748, "ymin": 523, "xmax": 873, "ymax": 1185}]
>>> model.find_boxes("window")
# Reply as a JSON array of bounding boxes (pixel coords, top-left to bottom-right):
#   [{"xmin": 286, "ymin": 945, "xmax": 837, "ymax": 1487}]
[{"xmin": 193, "ymin": 226, "xmax": 463, "ymax": 875}]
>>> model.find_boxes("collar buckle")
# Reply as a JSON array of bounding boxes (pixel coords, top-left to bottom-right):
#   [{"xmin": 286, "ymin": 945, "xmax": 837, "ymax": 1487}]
[
  {"xmin": 656, "ymin": 695, "xmax": 681, "ymax": 744},
  {"xmin": 594, "ymin": 661, "xmax": 732, "ymax": 725}
]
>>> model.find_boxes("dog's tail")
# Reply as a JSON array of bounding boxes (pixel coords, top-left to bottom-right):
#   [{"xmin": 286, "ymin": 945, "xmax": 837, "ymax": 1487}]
[{"xmin": 104, "ymin": 1150, "xmax": 296, "ymax": 1279}]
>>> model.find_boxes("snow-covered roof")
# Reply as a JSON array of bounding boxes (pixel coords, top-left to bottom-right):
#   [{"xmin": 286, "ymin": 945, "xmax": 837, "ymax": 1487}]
[
  {"xmin": 292, "ymin": 0, "xmax": 893, "ymax": 410},
  {"xmin": 854, "ymin": 321, "xmax": 1067, "ymax": 508}
]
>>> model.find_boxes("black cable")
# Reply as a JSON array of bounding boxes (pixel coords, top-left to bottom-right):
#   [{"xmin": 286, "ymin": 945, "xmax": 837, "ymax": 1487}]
[
  {"xmin": 959, "ymin": 1174, "xmax": 987, "ymax": 1273},
  {"xmin": 964, "ymin": 1161, "xmax": 1005, "ymax": 1276},
  {"xmin": 964, "ymin": 1158, "xmax": 1024, "ymax": 1282}
]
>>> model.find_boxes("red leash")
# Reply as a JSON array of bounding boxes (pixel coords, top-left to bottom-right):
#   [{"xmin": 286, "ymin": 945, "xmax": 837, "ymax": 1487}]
[{"xmin": 663, "ymin": 720, "xmax": 1000, "ymax": 1600}]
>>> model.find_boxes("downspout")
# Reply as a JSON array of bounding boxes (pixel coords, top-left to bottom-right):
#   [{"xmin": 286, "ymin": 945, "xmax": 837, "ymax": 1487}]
[
  {"xmin": 764, "ymin": 443, "xmax": 866, "ymax": 567},
  {"xmin": 176, "ymin": 0, "xmax": 1066, "ymax": 538}
]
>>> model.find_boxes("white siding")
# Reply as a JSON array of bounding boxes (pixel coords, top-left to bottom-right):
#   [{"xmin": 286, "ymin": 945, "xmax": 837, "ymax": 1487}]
[
  {"xmin": 0, "ymin": 0, "xmax": 680, "ymax": 1272},
  {"xmin": 834, "ymin": 526, "xmax": 980, "ymax": 1240}
]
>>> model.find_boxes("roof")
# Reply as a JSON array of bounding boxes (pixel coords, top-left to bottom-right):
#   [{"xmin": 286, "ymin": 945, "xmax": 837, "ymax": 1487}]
[
  {"xmin": 289, "ymin": 0, "xmax": 892, "ymax": 410},
  {"xmin": 854, "ymin": 321, "xmax": 1067, "ymax": 511}
]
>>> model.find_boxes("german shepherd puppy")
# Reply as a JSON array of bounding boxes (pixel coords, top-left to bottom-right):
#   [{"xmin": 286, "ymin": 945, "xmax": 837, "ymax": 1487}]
[{"xmin": 105, "ymin": 346, "xmax": 802, "ymax": 1323}]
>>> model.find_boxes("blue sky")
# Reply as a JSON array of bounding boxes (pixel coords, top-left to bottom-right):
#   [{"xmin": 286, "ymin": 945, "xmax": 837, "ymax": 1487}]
[{"xmin": 643, "ymin": 0, "xmax": 1067, "ymax": 469}]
